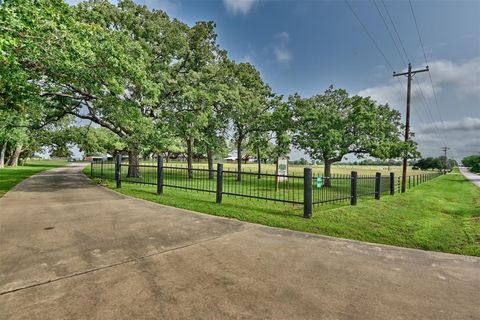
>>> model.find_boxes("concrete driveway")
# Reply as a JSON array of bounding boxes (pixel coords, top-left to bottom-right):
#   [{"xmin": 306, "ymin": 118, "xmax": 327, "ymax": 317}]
[{"xmin": 1, "ymin": 164, "xmax": 479, "ymax": 320}]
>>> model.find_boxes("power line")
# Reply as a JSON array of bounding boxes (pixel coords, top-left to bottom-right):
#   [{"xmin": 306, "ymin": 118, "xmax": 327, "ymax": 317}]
[
  {"xmin": 345, "ymin": 0, "xmax": 457, "ymax": 161},
  {"xmin": 408, "ymin": 0, "xmax": 445, "ymax": 124},
  {"xmin": 344, "ymin": 0, "xmax": 395, "ymax": 71},
  {"xmin": 408, "ymin": 0, "xmax": 428, "ymax": 65},
  {"xmin": 413, "ymin": 78, "xmax": 448, "ymax": 146},
  {"xmin": 348, "ymin": 0, "xmax": 427, "ymax": 132},
  {"xmin": 372, "ymin": 0, "xmax": 406, "ymax": 66},
  {"xmin": 408, "ymin": 0, "xmax": 459, "ymax": 160},
  {"xmin": 372, "ymin": 0, "xmax": 447, "ymax": 151},
  {"xmin": 380, "ymin": 0, "xmax": 410, "ymax": 63},
  {"xmin": 371, "ymin": 0, "xmax": 434, "ymax": 132},
  {"xmin": 380, "ymin": 0, "xmax": 456, "ymax": 160}
]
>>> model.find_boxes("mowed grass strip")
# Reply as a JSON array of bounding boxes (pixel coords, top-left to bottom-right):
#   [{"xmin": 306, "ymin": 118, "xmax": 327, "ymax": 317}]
[
  {"xmin": 0, "ymin": 160, "xmax": 67, "ymax": 197},
  {"xmin": 85, "ymin": 165, "xmax": 480, "ymax": 256}
]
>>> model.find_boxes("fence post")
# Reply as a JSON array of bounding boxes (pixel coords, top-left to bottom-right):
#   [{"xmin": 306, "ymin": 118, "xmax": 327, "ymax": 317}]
[
  {"xmin": 390, "ymin": 172, "xmax": 395, "ymax": 195},
  {"xmin": 100, "ymin": 159, "xmax": 104, "ymax": 182},
  {"xmin": 303, "ymin": 167, "xmax": 312, "ymax": 218},
  {"xmin": 90, "ymin": 162, "xmax": 93, "ymax": 177},
  {"xmin": 408, "ymin": 176, "xmax": 411, "ymax": 189},
  {"xmin": 115, "ymin": 154, "xmax": 122, "ymax": 188},
  {"xmin": 375, "ymin": 172, "xmax": 381, "ymax": 200},
  {"xmin": 351, "ymin": 171, "xmax": 357, "ymax": 206},
  {"xmin": 216, "ymin": 163, "xmax": 223, "ymax": 204},
  {"xmin": 157, "ymin": 155, "xmax": 163, "ymax": 195}
]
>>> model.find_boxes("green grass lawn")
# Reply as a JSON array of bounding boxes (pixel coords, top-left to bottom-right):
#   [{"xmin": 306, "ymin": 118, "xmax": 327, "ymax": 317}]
[
  {"xmin": 0, "ymin": 160, "xmax": 67, "ymax": 198},
  {"xmin": 84, "ymin": 165, "xmax": 480, "ymax": 256}
]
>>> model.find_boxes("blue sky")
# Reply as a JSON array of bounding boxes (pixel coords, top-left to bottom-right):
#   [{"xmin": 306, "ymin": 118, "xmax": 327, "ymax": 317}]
[{"xmin": 66, "ymin": 0, "xmax": 480, "ymax": 160}]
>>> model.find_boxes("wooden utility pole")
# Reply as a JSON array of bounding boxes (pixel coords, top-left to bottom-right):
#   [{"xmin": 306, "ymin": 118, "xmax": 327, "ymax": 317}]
[
  {"xmin": 441, "ymin": 146, "xmax": 450, "ymax": 174},
  {"xmin": 393, "ymin": 63, "xmax": 429, "ymax": 193}
]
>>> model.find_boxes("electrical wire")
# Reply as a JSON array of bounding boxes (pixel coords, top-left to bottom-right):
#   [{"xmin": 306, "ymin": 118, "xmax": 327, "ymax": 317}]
[
  {"xmin": 373, "ymin": 0, "xmax": 407, "ymax": 66},
  {"xmin": 380, "ymin": 0, "xmax": 410, "ymax": 63},
  {"xmin": 408, "ymin": 0, "xmax": 459, "ymax": 160},
  {"xmin": 344, "ymin": 0, "xmax": 395, "ymax": 71}
]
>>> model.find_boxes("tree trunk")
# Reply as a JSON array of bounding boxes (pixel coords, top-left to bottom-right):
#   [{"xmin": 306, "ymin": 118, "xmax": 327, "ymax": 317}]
[
  {"xmin": 0, "ymin": 141, "xmax": 7, "ymax": 168},
  {"xmin": 165, "ymin": 152, "xmax": 170, "ymax": 163},
  {"xmin": 207, "ymin": 146, "xmax": 214, "ymax": 180},
  {"xmin": 323, "ymin": 159, "xmax": 332, "ymax": 187},
  {"xmin": 257, "ymin": 148, "xmax": 261, "ymax": 179},
  {"xmin": 8, "ymin": 143, "xmax": 22, "ymax": 167},
  {"xmin": 127, "ymin": 146, "xmax": 140, "ymax": 178},
  {"xmin": 187, "ymin": 137, "xmax": 193, "ymax": 179},
  {"xmin": 236, "ymin": 135, "xmax": 242, "ymax": 181}
]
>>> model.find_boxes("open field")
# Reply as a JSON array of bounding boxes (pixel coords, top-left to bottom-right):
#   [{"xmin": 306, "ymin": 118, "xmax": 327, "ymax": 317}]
[
  {"xmin": 126, "ymin": 161, "xmax": 430, "ymax": 175},
  {"xmin": 0, "ymin": 160, "xmax": 67, "ymax": 198},
  {"xmin": 85, "ymin": 165, "xmax": 480, "ymax": 256}
]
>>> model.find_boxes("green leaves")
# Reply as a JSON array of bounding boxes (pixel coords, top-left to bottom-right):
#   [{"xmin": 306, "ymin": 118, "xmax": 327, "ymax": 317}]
[
  {"xmin": 291, "ymin": 86, "xmax": 407, "ymax": 163},
  {"xmin": 1, "ymin": 0, "xmax": 414, "ymax": 170}
]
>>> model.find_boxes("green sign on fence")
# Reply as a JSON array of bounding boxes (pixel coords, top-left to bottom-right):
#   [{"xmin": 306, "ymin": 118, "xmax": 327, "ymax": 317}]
[{"xmin": 316, "ymin": 176, "xmax": 323, "ymax": 188}]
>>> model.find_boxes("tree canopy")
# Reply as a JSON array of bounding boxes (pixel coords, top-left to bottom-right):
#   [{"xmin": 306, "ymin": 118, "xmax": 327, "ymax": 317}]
[
  {"xmin": 290, "ymin": 86, "xmax": 408, "ymax": 184},
  {"xmin": 1, "ymin": 0, "xmax": 414, "ymax": 175}
]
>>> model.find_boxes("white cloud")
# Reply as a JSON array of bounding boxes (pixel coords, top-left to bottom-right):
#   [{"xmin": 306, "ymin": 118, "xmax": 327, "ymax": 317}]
[
  {"xmin": 272, "ymin": 31, "xmax": 292, "ymax": 65},
  {"xmin": 415, "ymin": 117, "xmax": 480, "ymax": 160},
  {"xmin": 428, "ymin": 58, "xmax": 480, "ymax": 97},
  {"xmin": 275, "ymin": 31, "xmax": 290, "ymax": 42},
  {"xmin": 274, "ymin": 46, "xmax": 292, "ymax": 64},
  {"xmin": 358, "ymin": 57, "xmax": 480, "ymax": 161},
  {"xmin": 223, "ymin": 0, "xmax": 259, "ymax": 15},
  {"xmin": 358, "ymin": 57, "xmax": 480, "ymax": 108},
  {"xmin": 419, "ymin": 117, "xmax": 480, "ymax": 134}
]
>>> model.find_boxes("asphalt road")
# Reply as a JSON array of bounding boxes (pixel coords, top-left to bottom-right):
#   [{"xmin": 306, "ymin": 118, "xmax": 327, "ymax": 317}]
[
  {"xmin": 0, "ymin": 164, "xmax": 479, "ymax": 320},
  {"xmin": 460, "ymin": 166, "xmax": 480, "ymax": 187}
]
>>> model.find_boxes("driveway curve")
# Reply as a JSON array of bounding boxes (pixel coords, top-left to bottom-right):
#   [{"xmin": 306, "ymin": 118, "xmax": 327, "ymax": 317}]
[{"xmin": 0, "ymin": 164, "xmax": 479, "ymax": 320}]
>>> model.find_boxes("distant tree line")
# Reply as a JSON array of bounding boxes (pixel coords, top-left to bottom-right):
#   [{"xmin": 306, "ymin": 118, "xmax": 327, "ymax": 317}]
[
  {"xmin": 413, "ymin": 156, "xmax": 457, "ymax": 172},
  {"xmin": 462, "ymin": 155, "xmax": 480, "ymax": 173}
]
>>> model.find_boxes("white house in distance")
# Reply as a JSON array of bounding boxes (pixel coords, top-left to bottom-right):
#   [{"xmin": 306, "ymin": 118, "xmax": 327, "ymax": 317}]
[{"xmin": 223, "ymin": 156, "xmax": 257, "ymax": 163}]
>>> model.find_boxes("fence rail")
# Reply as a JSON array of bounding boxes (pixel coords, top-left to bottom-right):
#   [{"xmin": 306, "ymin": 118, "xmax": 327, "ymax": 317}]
[{"xmin": 90, "ymin": 155, "xmax": 443, "ymax": 219}]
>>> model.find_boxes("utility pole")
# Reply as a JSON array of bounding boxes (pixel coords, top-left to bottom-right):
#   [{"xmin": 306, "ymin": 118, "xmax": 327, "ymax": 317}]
[
  {"xmin": 393, "ymin": 63, "xmax": 429, "ymax": 193},
  {"xmin": 441, "ymin": 146, "xmax": 450, "ymax": 174}
]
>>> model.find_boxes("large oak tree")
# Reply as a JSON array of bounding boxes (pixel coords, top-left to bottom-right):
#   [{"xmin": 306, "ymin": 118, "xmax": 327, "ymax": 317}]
[{"xmin": 291, "ymin": 86, "xmax": 408, "ymax": 186}]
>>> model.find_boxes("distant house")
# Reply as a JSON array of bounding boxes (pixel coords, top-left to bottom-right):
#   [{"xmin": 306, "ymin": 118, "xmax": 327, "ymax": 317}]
[
  {"xmin": 223, "ymin": 156, "xmax": 257, "ymax": 163},
  {"xmin": 223, "ymin": 156, "xmax": 237, "ymax": 163},
  {"xmin": 84, "ymin": 155, "xmax": 112, "ymax": 162}
]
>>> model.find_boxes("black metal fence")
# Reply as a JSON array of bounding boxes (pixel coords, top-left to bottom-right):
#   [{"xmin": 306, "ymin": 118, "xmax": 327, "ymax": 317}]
[{"xmin": 90, "ymin": 155, "xmax": 443, "ymax": 219}]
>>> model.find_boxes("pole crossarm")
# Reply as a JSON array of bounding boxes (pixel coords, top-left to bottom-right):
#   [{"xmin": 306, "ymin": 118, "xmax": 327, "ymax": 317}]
[{"xmin": 393, "ymin": 66, "xmax": 429, "ymax": 77}]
